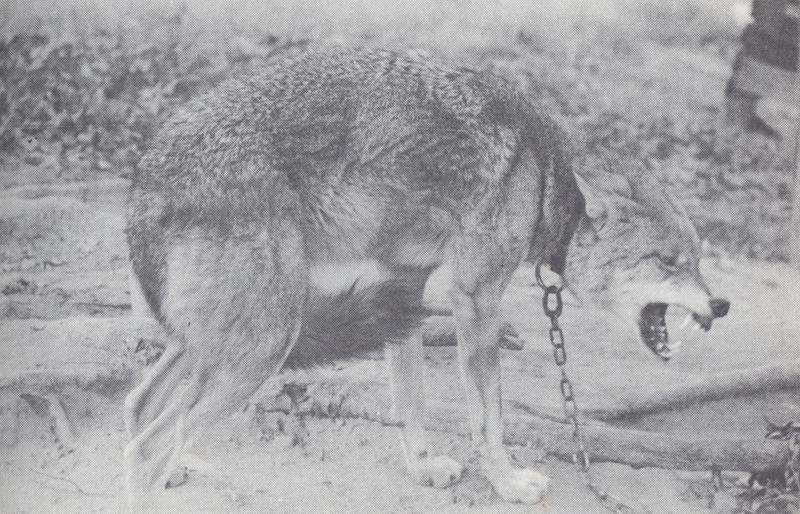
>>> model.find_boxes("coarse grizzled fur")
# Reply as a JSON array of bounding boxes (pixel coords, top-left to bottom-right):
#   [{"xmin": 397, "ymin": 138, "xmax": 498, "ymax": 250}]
[
  {"xmin": 127, "ymin": 48, "xmax": 582, "ymax": 368},
  {"xmin": 124, "ymin": 47, "xmax": 727, "ymax": 510}
]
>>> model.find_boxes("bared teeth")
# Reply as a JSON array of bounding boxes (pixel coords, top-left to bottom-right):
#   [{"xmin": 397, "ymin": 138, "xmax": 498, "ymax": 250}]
[
  {"xmin": 640, "ymin": 303, "xmax": 670, "ymax": 360},
  {"xmin": 659, "ymin": 340, "xmax": 682, "ymax": 359},
  {"xmin": 680, "ymin": 314, "xmax": 692, "ymax": 329}
]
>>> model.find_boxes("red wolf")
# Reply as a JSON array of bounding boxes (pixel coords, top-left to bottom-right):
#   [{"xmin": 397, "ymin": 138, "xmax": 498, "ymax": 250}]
[{"xmin": 124, "ymin": 48, "xmax": 729, "ymax": 510}]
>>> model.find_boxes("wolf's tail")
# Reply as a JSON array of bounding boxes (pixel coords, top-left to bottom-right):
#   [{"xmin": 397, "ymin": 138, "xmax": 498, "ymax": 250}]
[{"xmin": 284, "ymin": 277, "xmax": 427, "ymax": 369}]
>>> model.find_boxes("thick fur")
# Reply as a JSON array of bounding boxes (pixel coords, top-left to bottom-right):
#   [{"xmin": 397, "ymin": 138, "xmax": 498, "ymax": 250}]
[
  {"xmin": 127, "ymin": 48, "xmax": 582, "ymax": 319},
  {"xmin": 286, "ymin": 274, "xmax": 430, "ymax": 368},
  {"xmin": 127, "ymin": 47, "xmax": 722, "ymax": 511}
]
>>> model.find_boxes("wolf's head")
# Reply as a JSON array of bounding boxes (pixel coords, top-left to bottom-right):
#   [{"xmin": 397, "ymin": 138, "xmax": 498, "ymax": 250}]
[{"xmin": 563, "ymin": 161, "xmax": 729, "ymax": 360}]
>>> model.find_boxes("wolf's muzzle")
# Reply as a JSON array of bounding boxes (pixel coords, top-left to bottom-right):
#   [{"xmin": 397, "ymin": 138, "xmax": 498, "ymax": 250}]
[{"xmin": 692, "ymin": 297, "xmax": 730, "ymax": 332}]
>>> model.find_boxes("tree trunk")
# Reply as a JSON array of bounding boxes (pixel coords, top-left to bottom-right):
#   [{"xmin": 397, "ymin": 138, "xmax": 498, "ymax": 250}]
[{"xmin": 790, "ymin": 27, "xmax": 800, "ymax": 267}]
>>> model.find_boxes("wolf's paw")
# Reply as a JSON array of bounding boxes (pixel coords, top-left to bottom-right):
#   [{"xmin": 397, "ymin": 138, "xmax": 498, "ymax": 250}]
[
  {"xmin": 411, "ymin": 455, "xmax": 465, "ymax": 488},
  {"xmin": 490, "ymin": 468, "xmax": 550, "ymax": 504}
]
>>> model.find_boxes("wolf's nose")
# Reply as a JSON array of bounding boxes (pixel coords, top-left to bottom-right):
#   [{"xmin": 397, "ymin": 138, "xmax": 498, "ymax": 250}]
[{"xmin": 710, "ymin": 298, "xmax": 730, "ymax": 318}]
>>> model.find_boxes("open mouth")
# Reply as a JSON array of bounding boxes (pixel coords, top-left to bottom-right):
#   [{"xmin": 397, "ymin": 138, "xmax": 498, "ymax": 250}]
[{"xmin": 638, "ymin": 303, "xmax": 713, "ymax": 360}]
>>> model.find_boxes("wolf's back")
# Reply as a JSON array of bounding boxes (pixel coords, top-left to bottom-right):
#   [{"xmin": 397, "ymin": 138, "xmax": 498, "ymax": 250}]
[{"xmin": 127, "ymin": 48, "xmax": 582, "ymax": 363}]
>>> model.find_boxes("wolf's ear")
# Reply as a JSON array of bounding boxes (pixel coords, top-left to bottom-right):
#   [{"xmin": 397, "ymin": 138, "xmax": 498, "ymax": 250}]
[
  {"xmin": 624, "ymin": 168, "xmax": 679, "ymax": 219},
  {"xmin": 574, "ymin": 173, "xmax": 610, "ymax": 233},
  {"xmin": 574, "ymin": 174, "xmax": 604, "ymax": 219}
]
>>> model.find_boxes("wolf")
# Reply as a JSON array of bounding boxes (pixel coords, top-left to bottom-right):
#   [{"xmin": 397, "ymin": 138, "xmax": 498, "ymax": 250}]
[{"xmin": 124, "ymin": 47, "xmax": 729, "ymax": 510}]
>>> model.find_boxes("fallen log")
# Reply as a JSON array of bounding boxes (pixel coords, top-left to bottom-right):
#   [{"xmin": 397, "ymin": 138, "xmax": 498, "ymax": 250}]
[
  {"xmin": 0, "ymin": 178, "xmax": 130, "ymax": 214},
  {"xmin": 421, "ymin": 315, "xmax": 524, "ymax": 350},
  {"xmin": 585, "ymin": 359, "xmax": 800, "ymax": 421},
  {"xmin": 256, "ymin": 365, "xmax": 786, "ymax": 473},
  {"xmin": 0, "ymin": 316, "xmax": 159, "ymax": 446},
  {"xmin": 0, "ymin": 316, "xmax": 160, "ymax": 389}
]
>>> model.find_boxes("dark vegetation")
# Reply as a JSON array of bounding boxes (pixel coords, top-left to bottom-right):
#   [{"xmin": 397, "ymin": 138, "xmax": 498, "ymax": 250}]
[{"xmin": 0, "ymin": 0, "xmax": 795, "ymax": 259}]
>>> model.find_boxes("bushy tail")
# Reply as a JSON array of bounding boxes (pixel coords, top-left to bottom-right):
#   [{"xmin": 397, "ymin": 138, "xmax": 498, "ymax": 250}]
[{"xmin": 284, "ymin": 277, "xmax": 426, "ymax": 369}]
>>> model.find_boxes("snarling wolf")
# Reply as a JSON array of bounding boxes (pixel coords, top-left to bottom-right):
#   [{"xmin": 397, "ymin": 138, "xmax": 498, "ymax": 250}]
[
  {"xmin": 124, "ymin": 48, "xmax": 728, "ymax": 510},
  {"xmin": 564, "ymin": 158, "xmax": 730, "ymax": 360}
]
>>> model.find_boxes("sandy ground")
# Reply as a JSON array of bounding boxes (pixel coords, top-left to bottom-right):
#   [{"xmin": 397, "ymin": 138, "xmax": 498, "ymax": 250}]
[
  {"xmin": 0, "ymin": 406, "xmax": 732, "ymax": 514},
  {"xmin": 0, "ymin": 178, "xmax": 798, "ymax": 513}
]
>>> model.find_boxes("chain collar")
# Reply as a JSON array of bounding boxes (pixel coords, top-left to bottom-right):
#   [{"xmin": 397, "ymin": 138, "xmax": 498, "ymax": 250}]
[{"xmin": 535, "ymin": 262, "xmax": 641, "ymax": 514}]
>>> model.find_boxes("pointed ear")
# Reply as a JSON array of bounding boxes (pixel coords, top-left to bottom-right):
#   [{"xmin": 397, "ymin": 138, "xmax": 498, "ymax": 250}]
[
  {"xmin": 574, "ymin": 173, "xmax": 606, "ymax": 221},
  {"xmin": 624, "ymin": 168, "xmax": 680, "ymax": 220}
]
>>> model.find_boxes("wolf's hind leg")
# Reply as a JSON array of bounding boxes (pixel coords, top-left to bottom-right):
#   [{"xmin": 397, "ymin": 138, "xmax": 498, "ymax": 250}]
[
  {"xmin": 124, "ymin": 341, "xmax": 206, "ymax": 490},
  {"xmin": 124, "ymin": 341, "xmax": 186, "ymax": 439},
  {"xmin": 124, "ymin": 221, "xmax": 307, "ymax": 511},
  {"xmin": 386, "ymin": 333, "xmax": 465, "ymax": 488},
  {"xmin": 124, "ymin": 354, "xmax": 205, "ymax": 508}
]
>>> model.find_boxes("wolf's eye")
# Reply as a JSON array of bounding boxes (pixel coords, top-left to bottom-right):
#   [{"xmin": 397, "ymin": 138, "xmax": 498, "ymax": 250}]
[
  {"xmin": 657, "ymin": 254, "xmax": 678, "ymax": 268},
  {"xmin": 658, "ymin": 253, "xmax": 687, "ymax": 268}
]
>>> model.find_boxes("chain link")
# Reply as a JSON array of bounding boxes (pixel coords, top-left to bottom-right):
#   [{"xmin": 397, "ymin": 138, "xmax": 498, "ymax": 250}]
[{"xmin": 536, "ymin": 263, "xmax": 642, "ymax": 514}]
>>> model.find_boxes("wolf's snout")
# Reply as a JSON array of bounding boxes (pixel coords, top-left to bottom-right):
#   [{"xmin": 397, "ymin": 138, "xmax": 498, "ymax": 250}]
[{"xmin": 709, "ymin": 298, "xmax": 730, "ymax": 319}]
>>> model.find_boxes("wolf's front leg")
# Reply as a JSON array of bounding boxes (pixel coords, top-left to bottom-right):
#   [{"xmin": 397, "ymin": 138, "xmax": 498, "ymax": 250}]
[
  {"xmin": 450, "ymin": 279, "xmax": 551, "ymax": 504},
  {"xmin": 386, "ymin": 333, "xmax": 464, "ymax": 488}
]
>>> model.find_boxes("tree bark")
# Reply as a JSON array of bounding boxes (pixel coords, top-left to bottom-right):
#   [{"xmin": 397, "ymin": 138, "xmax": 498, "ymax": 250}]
[{"xmin": 790, "ymin": 25, "xmax": 800, "ymax": 267}]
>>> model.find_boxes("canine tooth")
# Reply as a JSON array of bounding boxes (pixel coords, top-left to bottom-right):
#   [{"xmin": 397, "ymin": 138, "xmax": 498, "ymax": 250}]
[
  {"xmin": 692, "ymin": 322, "xmax": 701, "ymax": 331},
  {"xmin": 680, "ymin": 315, "xmax": 692, "ymax": 329},
  {"xmin": 668, "ymin": 340, "xmax": 683, "ymax": 351}
]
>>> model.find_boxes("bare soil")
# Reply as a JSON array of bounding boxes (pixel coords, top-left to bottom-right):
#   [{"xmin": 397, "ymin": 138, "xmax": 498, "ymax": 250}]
[{"xmin": 0, "ymin": 176, "xmax": 798, "ymax": 513}]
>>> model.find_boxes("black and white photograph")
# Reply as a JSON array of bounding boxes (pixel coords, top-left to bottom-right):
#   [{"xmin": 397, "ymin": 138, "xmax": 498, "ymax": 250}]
[{"xmin": 1, "ymin": 0, "xmax": 798, "ymax": 512}]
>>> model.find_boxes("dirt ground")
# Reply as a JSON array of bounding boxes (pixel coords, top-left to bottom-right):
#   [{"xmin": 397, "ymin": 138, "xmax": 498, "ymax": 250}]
[
  {"xmin": 0, "ymin": 182, "xmax": 798, "ymax": 513},
  {"xmin": 1, "ymin": 0, "xmax": 800, "ymax": 513},
  {"xmin": 0, "ymin": 407, "xmax": 741, "ymax": 514}
]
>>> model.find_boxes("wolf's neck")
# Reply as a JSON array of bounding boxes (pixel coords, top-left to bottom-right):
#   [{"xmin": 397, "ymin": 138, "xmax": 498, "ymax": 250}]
[{"xmin": 528, "ymin": 170, "xmax": 585, "ymax": 275}]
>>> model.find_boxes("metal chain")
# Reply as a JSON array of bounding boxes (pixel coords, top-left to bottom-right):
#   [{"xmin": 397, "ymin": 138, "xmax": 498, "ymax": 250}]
[{"xmin": 536, "ymin": 263, "xmax": 642, "ymax": 514}]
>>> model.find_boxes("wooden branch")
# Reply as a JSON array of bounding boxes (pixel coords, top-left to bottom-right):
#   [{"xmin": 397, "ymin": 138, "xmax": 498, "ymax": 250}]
[
  {"xmin": 45, "ymin": 394, "xmax": 77, "ymax": 449},
  {"xmin": 503, "ymin": 414, "xmax": 784, "ymax": 473},
  {"xmin": 585, "ymin": 359, "xmax": 800, "ymax": 421},
  {"xmin": 422, "ymin": 316, "xmax": 524, "ymax": 350},
  {"xmin": 422, "ymin": 316, "xmax": 800, "ymax": 421},
  {"xmin": 0, "ymin": 317, "xmax": 158, "ymax": 390},
  {"xmin": 0, "ymin": 178, "xmax": 129, "ymax": 204},
  {"xmin": 258, "ymin": 369, "xmax": 786, "ymax": 472}
]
